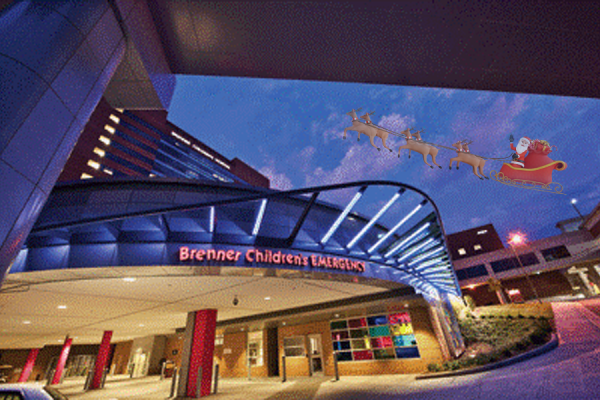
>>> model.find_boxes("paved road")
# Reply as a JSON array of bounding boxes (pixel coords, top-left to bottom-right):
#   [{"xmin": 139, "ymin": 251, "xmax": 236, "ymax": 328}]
[{"xmin": 55, "ymin": 301, "xmax": 600, "ymax": 399}]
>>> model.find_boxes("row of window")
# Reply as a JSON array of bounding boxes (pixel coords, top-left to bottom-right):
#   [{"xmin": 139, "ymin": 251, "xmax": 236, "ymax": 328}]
[{"xmin": 456, "ymin": 245, "xmax": 573, "ymax": 281}]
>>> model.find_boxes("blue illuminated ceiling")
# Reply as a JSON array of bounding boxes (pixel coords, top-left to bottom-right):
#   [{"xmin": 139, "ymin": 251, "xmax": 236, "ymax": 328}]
[{"xmin": 21, "ymin": 178, "xmax": 461, "ymax": 297}]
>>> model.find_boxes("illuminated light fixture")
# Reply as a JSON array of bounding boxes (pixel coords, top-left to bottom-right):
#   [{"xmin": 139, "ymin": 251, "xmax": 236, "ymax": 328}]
[
  {"xmin": 413, "ymin": 256, "xmax": 446, "ymax": 270},
  {"xmin": 368, "ymin": 200, "xmax": 427, "ymax": 254},
  {"xmin": 139, "ymin": 324, "xmax": 144, "ymax": 327},
  {"xmin": 282, "ymin": 322, "xmax": 286, "ymax": 326},
  {"xmin": 115, "ymin": 108, "xmax": 124, "ymax": 113},
  {"xmin": 123, "ymin": 277, "xmax": 136, "ymax": 282},
  {"xmin": 397, "ymin": 238, "xmax": 435, "ymax": 262},
  {"xmin": 104, "ymin": 125, "xmax": 115, "ymax": 134},
  {"xmin": 93, "ymin": 147, "xmax": 105, "ymax": 157},
  {"xmin": 477, "ymin": 230, "xmax": 488, "ymax": 235},
  {"xmin": 193, "ymin": 144, "xmax": 214, "ymax": 159},
  {"xmin": 252, "ymin": 199, "xmax": 268, "ymax": 235},
  {"xmin": 215, "ymin": 158, "xmax": 231, "ymax": 170},
  {"xmin": 23, "ymin": 321, "xmax": 31, "ymax": 324},
  {"xmin": 99, "ymin": 135, "xmax": 111, "ymax": 145},
  {"xmin": 384, "ymin": 223, "xmax": 431, "ymax": 258},
  {"xmin": 80, "ymin": 173, "xmax": 93, "ymax": 180},
  {"xmin": 87, "ymin": 160, "xmax": 100, "ymax": 170},
  {"xmin": 171, "ymin": 131, "xmax": 191, "ymax": 145},
  {"xmin": 209, "ymin": 206, "xmax": 215, "ymax": 233},
  {"xmin": 103, "ymin": 168, "xmax": 113, "ymax": 176},
  {"xmin": 264, "ymin": 297, "xmax": 271, "ymax": 301},
  {"xmin": 109, "ymin": 114, "xmax": 120, "ymax": 124},
  {"xmin": 408, "ymin": 246, "xmax": 444, "ymax": 265},
  {"xmin": 57, "ymin": 305, "xmax": 67, "ymax": 309},
  {"xmin": 321, "ymin": 187, "xmax": 366, "ymax": 245},
  {"xmin": 347, "ymin": 189, "xmax": 404, "ymax": 249}
]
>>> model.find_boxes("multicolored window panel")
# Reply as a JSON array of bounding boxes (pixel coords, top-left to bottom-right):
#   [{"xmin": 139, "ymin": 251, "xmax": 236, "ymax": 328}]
[{"xmin": 331, "ymin": 311, "xmax": 420, "ymax": 362}]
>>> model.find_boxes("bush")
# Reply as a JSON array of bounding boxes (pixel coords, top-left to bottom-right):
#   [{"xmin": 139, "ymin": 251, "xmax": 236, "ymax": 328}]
[
  {"xmin": 442, "ymin": 360, "xmax": 461, "ymax": 371},
  {"xmin": 427, "ymin": 363, "xmax": 441, "ymax": 372}
]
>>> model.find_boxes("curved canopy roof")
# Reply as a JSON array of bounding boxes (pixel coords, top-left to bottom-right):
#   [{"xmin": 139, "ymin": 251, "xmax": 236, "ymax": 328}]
[{"xmin": 15, "ymin": 179, "xmax": 460, "ymax": 297}]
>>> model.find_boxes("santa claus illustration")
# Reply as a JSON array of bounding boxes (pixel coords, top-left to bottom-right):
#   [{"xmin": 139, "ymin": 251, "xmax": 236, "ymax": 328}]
[{"xmin": 509, "ymin": 135, "xmax": 531, "ymax": 168}]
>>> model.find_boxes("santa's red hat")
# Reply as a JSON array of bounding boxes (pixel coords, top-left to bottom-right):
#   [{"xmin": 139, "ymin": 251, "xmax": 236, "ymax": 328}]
[{"xmin": 521, "ymin": 136, "xmax": 531, "ymax": 142}]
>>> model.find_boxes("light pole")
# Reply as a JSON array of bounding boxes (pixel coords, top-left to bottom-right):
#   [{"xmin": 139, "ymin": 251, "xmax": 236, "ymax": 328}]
[
  {"xmin": 508, "ymin": 232, "xmax": 542, "ymax": 303},
  {"xmin": 571, "ymin": 198, "xmax": 584, "ymax": 220}
]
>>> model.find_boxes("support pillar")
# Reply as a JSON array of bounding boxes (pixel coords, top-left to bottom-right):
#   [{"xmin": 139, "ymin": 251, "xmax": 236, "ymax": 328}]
[
  {"xmin": 17, "ymin": 348, "xmax": 40, "ymax": 382},
  {"xmin": 51, "ymin": 337, "xmax": 73, "ymax": 385},
  {"xmin": 177, "ymin": 310, "xmax": 217, "ymax": 398},
  {"xmin": 0, "ymin": 0, "xmax": 126, "ymax": 286},
  {"xmin": 90, "ymin": 331, "xmax": 112, "ymax": 389}
]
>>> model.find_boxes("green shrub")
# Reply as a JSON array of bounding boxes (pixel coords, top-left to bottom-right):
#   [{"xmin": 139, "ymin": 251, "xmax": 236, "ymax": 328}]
[{"xmin": 427, "ymin": 363, "xmax": 441, "ymax": 372}]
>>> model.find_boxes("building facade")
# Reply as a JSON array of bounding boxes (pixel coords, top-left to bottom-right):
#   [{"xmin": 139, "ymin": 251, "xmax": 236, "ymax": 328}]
[
  {"xmin": 450, "ymin": 210, "xmax": 600, "ymax": 305},
  {"xmin": 58, "ymin": 98, "xmax": 269, "ymax": 188}
]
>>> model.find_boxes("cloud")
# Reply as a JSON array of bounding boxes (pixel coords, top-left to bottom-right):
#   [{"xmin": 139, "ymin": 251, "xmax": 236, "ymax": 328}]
[
  {"xmin": 434, "ymin": 88, "xmax": 456, "ymax": 98},
  {"xmin": 377, "ymin": 113, "xmax": 416, "ymax": 132},
  {"xmin": 259, "ymin": 165, "xmax": 294, "ymax": 191}
]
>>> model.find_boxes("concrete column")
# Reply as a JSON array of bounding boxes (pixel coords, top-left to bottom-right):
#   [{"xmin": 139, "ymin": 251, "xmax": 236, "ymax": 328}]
[
  {"xmin": 0, "ymin": 0, "xmax": 126, "ymax": 286},
  {"xmin": 17, "ymin": 348, "xmax": 40, "ymax": 382},
  {"xmin": 177, "ymin": 310, "xmax": 218, "ymax": 398},
  {"xmin": 52, "ymin": 337, "xmax": 73, "ymax": 385},
  {"xmin": 90, "ymin": 330, "xmax": 113, "ymax": 389}
]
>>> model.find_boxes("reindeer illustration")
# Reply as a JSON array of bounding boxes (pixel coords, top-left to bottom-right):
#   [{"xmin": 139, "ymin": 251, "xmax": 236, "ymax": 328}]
[
  {"xmin": 343, "ymin": 109, "xmax": 384, "ymax": 151},
  {"xmin": 449, "ymin": 140, "xmax": 488, "ymax": 179},
  {"xmin": 360, "ymin": 111, "xmax": 393, "ymax": 152},
  {"xmin": 397, "ymin": 129, "xmax": 442, "ymax": 169}
]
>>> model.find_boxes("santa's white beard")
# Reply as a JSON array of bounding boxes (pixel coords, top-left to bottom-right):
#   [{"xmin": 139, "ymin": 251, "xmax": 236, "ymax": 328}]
[{"xmin": 516, "ymin": 141, "xmax": 529, "ymax": 154}]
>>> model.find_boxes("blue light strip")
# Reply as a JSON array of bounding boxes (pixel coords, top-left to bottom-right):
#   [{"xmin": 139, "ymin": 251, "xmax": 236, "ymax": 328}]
[
  {"xmin": 384, "ymin": 223, "xmax": 431, "ymax": 258},
  {"xmin": 321, "ymin": 187, "xmax": 366, "ymax": 245},
  {"xmin": 252, "ymin": 199, "xmax": 268, "ymax": 235},
  {"xmin": 408, "ymin": 246, "xmax": 444, "ymax": 265},
  {"xmin": 413, "ymin": 256, "xmax": 446, "ymax": 270},
  {"xmin": 209, "ymin": 206, "xmax": 215, "ymax": 233},
  {"xmin": 397, "ymin": 238, "xmax": 435, "ymax": 262},
  {"xmin": 346, "ymin": 189, "xmax": 403, "ymax": 249},
  {"xmin": 367, "ymin": 200, "xmax": 426, "ymax": 254}
]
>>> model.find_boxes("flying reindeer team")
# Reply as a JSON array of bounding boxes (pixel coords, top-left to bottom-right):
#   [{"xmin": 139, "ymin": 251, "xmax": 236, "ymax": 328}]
[{"xmin": 343, "ymin": 108, "xmax": 490, "ymax": 179}]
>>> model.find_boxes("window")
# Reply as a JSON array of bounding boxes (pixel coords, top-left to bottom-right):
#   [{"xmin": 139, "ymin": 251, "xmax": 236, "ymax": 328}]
[
  {"xmin": 93, "ymin": 147, "xmax": 105, "ymax": 157},
  {"xmin": 109, "ymin": 114, "xmax": 120, "ymax": 124},
  {"xmin": 458, "ymin": 248, "xmax": 466, "ymax": 255},
  {"xmin": 477, "ymin": 230, "xmax": 488, "ymax": 235},
  {"xmin": 80, "ymin": 173, "xmax": 93, "ymax": 179},
  {"xmin": 474, "ymin": 244, "xmax": 482, "ymax": 251},
  {"xmin": 455, "ymin": 264, "xmax": 488, "ymax": 281},
  {"xmin": 215, "ymin": 334, "xmax": 223, "ymax": 346},
  {"xmin": 104, "ymin": 124, "xmax": 115, "ymax": 134},
  {"xmin": 490, "ymin": 257, "xmax": 519, "ymax": 273},
  {"xmin": 331, "ymin": 312, "xmax": 420, "ymax": 362},
  {"xmin": 541, "ymin": 245, "xmax": 571, "ymax": 262},
  {"xmin": 99, "ymin": 135, "xmax": 111, "ymax": 145},
  {"xmin": 283, "ymin": 336, "xmax": 305, "ymax": 357},
  {"xmin": 248, "ymin": 331, "xmax": 263, "ymax": 366},
  {"xmin": 87, "ymin": 160, "xmax": 100, "ymax": 170}
]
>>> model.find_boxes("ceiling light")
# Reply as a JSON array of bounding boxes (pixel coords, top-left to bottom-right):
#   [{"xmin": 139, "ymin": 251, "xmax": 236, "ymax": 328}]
[
  {"xmin": 139, "ymin": 324, "xmax": 145, "ymax": 327},
  {"xmin": 241, "ymin": 327, "xmax": 245, "ymax": 331},
  {"xmin": 334, "ymin": 314, "xmax": 340, "ymax": 318},
  {"xmin": 23, "ymin": 321, "xmax": 31, "ymax": 324},
  {"xmin": 58, "ymin": 305, "xmax": 67, "ymax": 309},
  {"xmin": 264, "ymin": 297, "xmax": 271, "ymax": 301},
  {"xmin": 123, "ymin": 277, "xmax": 136, "ymax": 282},
  {"xmin": 282, "ymin": 322, "xmax": 286, "ymax": 326}
]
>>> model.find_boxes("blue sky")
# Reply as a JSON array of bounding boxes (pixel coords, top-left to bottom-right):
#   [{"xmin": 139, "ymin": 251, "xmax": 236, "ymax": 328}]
[{"xmin": 168, "ymin": 76, "xmax": 600, "ymax": 244}]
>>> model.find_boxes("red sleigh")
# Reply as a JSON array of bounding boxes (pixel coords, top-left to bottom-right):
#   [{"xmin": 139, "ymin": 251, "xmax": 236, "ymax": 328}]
[{"xmin": 490, "ymin": 140, "xmax": 567, "ymax": 194}]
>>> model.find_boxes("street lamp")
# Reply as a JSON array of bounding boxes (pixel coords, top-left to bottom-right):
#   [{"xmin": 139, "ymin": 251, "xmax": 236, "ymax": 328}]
[
  {"xmin": 571, "ymin": 198, "xmax": 584, "ymax": 220},
  {"xmin": 507, "ymin": 232, "xmax": 542, "ymax": 303}
]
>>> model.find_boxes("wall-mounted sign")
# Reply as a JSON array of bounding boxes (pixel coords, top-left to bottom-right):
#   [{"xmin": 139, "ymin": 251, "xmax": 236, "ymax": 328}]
[{"xmin": 178, "ymin": 246, "xmax": 365, "ymax": 273}]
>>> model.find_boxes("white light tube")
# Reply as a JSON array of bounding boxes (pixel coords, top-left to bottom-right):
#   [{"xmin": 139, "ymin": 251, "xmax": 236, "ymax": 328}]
[
  {"xmin": 252, "ymin": 199, "xmax": 268, "ymax": 235},
  {"xmin": 384, "ymin": 223, "xmax": 430, "ymax": 258},
  {"xmin": 408, "ymin": 246, "xmax": 444, "ymax": 265},
  {"xmin": 321, "ymin": 188, "xmax": 365, "ymax": 245},
  {"xmin": 368, "ymin": 202, "xmax": 424, "ymax": 254},
  {"xmin": 347, "ymin": 190, "xmax": 402, "ymax": 249},
  {"xmin": 397, "ymin": 238, "xmax": 434, "ymax": 263}
]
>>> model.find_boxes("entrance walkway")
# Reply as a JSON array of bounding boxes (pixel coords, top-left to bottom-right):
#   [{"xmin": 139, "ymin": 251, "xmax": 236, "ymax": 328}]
[{"xmin": 54, "ymin": 301, "xmax": 600, "ymax": 399}]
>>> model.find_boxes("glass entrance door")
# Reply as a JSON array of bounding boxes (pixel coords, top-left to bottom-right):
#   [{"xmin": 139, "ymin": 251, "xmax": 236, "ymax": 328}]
[{"xmin": 308, "ymin": 334, "xmax": 323, "ymax": 375}]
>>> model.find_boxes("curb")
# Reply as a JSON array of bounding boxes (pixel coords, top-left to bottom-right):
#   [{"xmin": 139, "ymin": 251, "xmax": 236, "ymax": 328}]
[{"xmin": 415, "ymin": 333, "xmax": 559, "ymax": 380}]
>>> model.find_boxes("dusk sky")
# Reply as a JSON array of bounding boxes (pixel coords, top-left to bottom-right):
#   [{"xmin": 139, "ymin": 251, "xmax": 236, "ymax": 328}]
[{"xmin": 168, "ymin": 76, "xmax": 600, "ymax": 244}]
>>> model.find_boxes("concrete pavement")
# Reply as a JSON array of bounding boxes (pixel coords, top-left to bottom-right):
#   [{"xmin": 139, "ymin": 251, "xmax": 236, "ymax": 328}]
[{"xmin": 53, "ymin": 300, "xmax": 600, "ymax": 399}]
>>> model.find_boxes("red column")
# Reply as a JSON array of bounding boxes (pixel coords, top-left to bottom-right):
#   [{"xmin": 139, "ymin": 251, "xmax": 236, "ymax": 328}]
[
  {"xmin": 186, "ymin": 309, "xmax": 217, "ymax": 397},
  {"xmin": 51, "ymin": 337, "xmax": 73, "ymax": 385},
  {"xmin": 17, "ymin": 348, "xmax": 40, "ymax": 382},
  {"xmin": 90, "ymin": 331, "xmax": 113, "ymax": 389}
]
